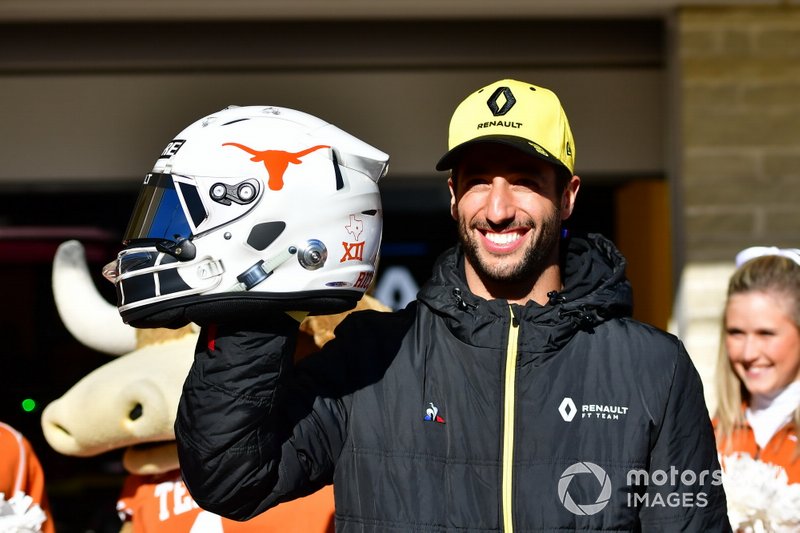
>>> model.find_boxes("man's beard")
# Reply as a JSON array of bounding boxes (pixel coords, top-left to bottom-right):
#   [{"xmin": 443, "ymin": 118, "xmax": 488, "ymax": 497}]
[{"xmin": 458, "ymin": 211, "xmax": 562, "ymax": 285}]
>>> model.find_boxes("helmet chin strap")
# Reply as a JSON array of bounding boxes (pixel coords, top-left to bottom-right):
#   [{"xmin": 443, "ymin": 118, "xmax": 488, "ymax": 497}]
[
  {"xmin": 230, "ymin": 245, "xmax": 298, "ymax": 292},
  {"xmin": 156, "ymin": 238, "xmax": 196, "ymax": 261}
]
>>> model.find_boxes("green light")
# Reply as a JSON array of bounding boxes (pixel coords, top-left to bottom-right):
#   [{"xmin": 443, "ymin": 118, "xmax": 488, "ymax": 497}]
[{"xmin": 21, "ymin": 398, "xmax": 37, "ymax": 412}]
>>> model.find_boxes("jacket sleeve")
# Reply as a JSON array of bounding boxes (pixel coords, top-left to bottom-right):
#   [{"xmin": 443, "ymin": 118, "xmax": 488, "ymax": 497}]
[
  {"xmin": 638, "ymin": 341, "xmax": 732, "ymax": 532},
  {"xmin": 174, "ymin": 313, "xmax": 348, "ymax": 521}
]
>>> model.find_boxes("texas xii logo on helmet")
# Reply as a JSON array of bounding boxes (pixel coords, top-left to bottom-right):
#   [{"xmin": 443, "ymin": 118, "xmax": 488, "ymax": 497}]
[{"xmin": 103, "ymin": 105, "xmax": 388, "ymax": 328}]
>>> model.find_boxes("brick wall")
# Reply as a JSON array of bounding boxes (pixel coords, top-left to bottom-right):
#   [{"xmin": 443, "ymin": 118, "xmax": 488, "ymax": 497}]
[
  {"xmin": 681, "ymin": 5, "xmax": 800, "ymax": 261},
  {"xmin": 674, "ymin": 5, "xmax": 800, "ymax": 410}
]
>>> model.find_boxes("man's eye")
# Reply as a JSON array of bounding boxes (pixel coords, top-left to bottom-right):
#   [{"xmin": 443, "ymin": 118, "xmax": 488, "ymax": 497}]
[
  {"xmin": 513, "ymin": 178, "xmax": 544, "ymax": 191},
  {"xmin": 461, "ymin": 177, "xmax": 488, "ymax": 189}
]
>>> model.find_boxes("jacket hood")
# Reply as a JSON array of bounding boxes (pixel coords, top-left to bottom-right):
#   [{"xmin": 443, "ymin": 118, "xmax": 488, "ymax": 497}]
[
  {"xmin": 558, "ymin": 232, "xmax": 633, "ymax": 322},
  {"xmin": 416, "ymin": 233, "xmax": 633, "ymax": 355}
]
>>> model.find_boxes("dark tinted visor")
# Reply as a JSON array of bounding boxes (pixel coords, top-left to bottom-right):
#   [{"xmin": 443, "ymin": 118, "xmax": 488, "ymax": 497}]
[{"xmin": 123, "ymin": 173, "xmax": 192, "ymax": 244}]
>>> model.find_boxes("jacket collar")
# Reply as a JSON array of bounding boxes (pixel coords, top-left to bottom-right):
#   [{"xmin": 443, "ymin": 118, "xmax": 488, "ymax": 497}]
[{"xmin": 416, "ymin": 233, "xmax": 633, "ymax": 353}]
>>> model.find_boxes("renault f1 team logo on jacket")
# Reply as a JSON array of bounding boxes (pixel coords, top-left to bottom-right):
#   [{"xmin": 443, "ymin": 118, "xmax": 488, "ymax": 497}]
[
  {"xmin": 559, "ymin": 397, "xmax": 629, "ymax": 422},
  {"xmin": 222, "ymin": 143, "xmax": 329, "ymax": 191}
]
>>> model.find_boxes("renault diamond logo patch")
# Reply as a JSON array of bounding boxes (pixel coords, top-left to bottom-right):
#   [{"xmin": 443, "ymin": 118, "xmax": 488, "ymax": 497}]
[
  {"xmin": 559, "ymin": 397, "xmax": 577, "ymax": 422},
  {"xmin": 486, "ymin": 86, "xmax": 516, "ymax": 116}
]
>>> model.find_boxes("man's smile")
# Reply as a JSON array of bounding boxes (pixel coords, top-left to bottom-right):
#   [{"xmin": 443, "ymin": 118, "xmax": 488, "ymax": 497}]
[{"xmin": 478, "ymin": 228, "xmax": 529, "ymax": 253}]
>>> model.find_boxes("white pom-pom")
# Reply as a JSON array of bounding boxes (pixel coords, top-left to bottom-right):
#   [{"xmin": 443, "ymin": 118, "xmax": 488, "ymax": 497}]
[
  {"xmin": 721, "ymin": 453, "xmax": 800, "ymax": 533},
  {"xmin": 0, "ymin": 492, "xmax": 47, "ymax": 533}
]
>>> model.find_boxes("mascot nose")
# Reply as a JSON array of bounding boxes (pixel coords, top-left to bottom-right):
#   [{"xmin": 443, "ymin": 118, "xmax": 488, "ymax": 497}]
[
  {"xmin": 41, "ymin": 400, "xmax": 84, "ymax": 456},
  {"xmin": 41, "ymin": 378, "xmax": 172, "ymax": 457}
]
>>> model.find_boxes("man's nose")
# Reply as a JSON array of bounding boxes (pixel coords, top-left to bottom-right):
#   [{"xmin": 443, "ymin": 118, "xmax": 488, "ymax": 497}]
[{"xmin": 485, "ymin": 178, "xmax": 515, "ymax": 224}]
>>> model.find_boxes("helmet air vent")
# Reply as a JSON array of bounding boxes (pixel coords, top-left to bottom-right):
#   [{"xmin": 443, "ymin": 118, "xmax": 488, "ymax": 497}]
[
  {"xmin": 332, "ymin": 151, "xmax": 345, "ymax": 190},
  {"xmin": 222, "ymin": 118, "xmax": 249, "ymax": 126},
  {"xmin": 247, "ymin": 222, "xmax": 286, "ymax": 251}
]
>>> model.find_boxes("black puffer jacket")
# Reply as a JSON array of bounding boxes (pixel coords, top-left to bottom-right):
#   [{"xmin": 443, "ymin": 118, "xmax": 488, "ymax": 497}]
[{"xmin": 176, "ymin": 234, "xmax": 731, "ymax": 532}]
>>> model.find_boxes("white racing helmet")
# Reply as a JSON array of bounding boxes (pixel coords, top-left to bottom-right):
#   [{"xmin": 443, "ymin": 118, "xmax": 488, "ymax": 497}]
[{"xmin": 105, "ymin": 105, "xmax": 388, "ymax": 328}]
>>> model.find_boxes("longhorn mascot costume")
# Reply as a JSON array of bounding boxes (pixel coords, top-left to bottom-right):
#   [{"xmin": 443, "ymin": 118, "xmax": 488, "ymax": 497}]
[
  {"xmin": 43, "ymin": 242, "xmax": 388, "ymax": 533},
  {"xmin": 43, "ymin": 104, "xmax": 389, "ymax": 532}
]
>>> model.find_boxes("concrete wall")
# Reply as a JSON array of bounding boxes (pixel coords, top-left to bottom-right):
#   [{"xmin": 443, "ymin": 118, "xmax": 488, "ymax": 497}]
[{"xmin": 0, "ymin": 20, "xmax": 665, "ymax": 190}]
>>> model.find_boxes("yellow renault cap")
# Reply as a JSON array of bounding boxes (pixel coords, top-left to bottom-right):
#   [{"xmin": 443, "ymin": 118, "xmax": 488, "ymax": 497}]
[{"xmin": 436, "ymin": 79, "xmax": 575, "ymax": 175}]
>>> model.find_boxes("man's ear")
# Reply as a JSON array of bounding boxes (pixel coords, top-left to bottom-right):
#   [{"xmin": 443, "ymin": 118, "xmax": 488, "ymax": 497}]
[
  {"xmin": 448, "ymin": 175, "xmax": 458, "ymax": 221},
  {"xmin": 560, "ymin": 175, "xmax": 581, "ymax": 220}
]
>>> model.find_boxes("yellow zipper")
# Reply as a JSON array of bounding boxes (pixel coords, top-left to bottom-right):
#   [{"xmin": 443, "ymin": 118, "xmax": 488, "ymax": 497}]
[{"xmin": 502, "ymin": 306, "xmax": 520, "ymax": 533}]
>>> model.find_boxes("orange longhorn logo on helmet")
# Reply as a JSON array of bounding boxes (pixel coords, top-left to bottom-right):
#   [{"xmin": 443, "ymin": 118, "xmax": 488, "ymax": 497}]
[{"xmin": 222, "ymin": 143, "xmax": 329, "ymax": 191}]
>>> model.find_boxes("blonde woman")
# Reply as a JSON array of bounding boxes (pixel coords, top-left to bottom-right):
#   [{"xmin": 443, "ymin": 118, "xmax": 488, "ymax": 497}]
[{"xmin": 715, "ymin": 247, "xmax": 800, "ymax": 483}]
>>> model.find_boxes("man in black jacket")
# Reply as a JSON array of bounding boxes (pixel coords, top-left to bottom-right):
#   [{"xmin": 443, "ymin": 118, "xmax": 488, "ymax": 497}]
[{"xmin": 174, "ymin": 79, "xmax": 731, "ymax": 531}]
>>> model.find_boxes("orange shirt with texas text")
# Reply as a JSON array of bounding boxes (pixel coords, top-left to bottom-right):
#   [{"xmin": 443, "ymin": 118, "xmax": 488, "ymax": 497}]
[{"xmin": 117, "ymin": 470, "xmax": 334, "ymax": 532}]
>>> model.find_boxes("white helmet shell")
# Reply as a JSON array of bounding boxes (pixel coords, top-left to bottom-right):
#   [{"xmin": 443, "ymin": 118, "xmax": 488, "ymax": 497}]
[{"xmin": 108, "ymin": 105, "xmax": 387, "ymax": 327}]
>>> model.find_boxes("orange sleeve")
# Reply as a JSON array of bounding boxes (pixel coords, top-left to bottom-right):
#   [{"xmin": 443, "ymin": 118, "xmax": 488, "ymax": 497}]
[{"xmin": 0, "ymin": 422, "xmax": 55, "ymax": 533}]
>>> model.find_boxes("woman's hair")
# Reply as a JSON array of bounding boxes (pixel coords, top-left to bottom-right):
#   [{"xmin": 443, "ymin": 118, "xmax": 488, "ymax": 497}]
[{"xmin": 715, "ymin": 254, "xmax": 800, "ymax": 449}]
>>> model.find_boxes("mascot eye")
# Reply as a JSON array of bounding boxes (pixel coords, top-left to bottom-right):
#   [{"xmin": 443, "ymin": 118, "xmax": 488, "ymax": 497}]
[{"xmin": 129, "ymin": 403, "xmax": 144, "ymax": 421}]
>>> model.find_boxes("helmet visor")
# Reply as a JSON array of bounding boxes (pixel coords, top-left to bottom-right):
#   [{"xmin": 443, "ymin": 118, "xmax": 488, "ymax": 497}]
[{"xmin": 123, "ymin": 173, "xmax": 200, "ymax": 244}]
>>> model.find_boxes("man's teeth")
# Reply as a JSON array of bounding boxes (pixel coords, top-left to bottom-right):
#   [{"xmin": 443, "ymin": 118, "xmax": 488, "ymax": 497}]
[{"xmin": 486, "ymin": 232, "xmax": 520, "ymax": 245}]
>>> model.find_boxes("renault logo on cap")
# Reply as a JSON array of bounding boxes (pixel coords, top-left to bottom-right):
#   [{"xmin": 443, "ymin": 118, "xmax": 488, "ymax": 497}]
[{"xmin": 486, "ymin": 86, "xmax": 516, "ymax": 116}]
